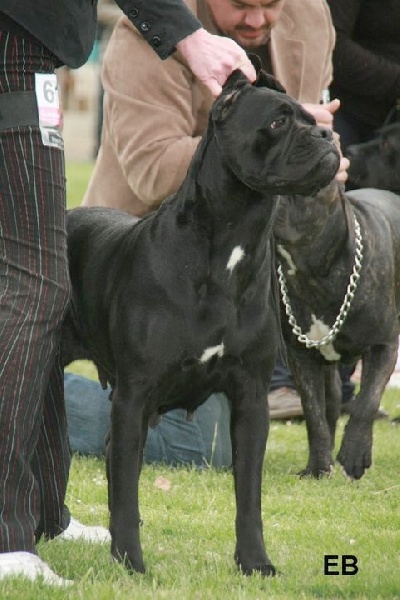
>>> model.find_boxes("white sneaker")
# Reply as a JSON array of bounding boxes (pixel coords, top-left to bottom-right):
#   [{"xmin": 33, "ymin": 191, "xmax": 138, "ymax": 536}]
[
  {"xmin": 0, "ymin": 551, "xmax": 72, "ymax": 586},
  {"xmin": 58, "ymin": 517, "xmax": 110, "ymax": 543}
]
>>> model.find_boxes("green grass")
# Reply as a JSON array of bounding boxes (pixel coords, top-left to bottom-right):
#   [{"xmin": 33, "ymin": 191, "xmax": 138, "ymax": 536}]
[
  {"xmin": 66, "ymin": 161, "xmax": 94, "ymax": 209},
  {"xmin": 5, "ymin": 162, "xmax": 396, "ymax": 597},
  {"xmin": 1, "ymin": 388, "xmax": 399, "ymax": 598}
]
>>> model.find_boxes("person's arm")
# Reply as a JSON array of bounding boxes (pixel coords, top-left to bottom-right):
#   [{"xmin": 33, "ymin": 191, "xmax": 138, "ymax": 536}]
[
  {"xmin": 113, "ymin": 0, "xmax": 256, "ymax": 94},
  {"xmin": 176, "ymin": 29, "xmax": 255, "ymax": 96},
  {"xmin": 327, "ymin": 0, "xmax": 400, "ymax": 101},
  {"xmin": 102, "ymin": 18, "xmax": 206, "ymax": 208},
  {"xmin": 113, "ymin": 0, "xmax": 200, "ymax": 58}
]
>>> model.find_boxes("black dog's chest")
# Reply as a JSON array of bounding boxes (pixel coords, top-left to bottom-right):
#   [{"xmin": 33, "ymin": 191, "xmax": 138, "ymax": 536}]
[
  {"xmin": 130, "ymin": 278, "xmax": 275, "ymax": 413},
  {"xmin": 154, "ymin": 353, "xmax": 233, "ymax": 415},
  {"xmin": 143, "ymin": 286, "xmax": 268, "ymax": 370}
]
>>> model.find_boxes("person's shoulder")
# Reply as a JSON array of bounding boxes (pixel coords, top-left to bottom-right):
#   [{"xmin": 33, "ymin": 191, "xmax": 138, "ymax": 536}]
[
  {"xmin": 277, "ymin": 0, "xmax": 334, "ymax": 39},
  {"xmin": 282, "ymin": 0, "xmax": 332, "ymax": 29}
]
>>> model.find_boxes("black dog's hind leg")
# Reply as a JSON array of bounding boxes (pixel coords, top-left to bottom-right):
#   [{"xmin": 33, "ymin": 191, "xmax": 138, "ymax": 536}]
[
  {"xmin": 337, "ymin": 343, "xmax": 397, "ymax": 480},
  {"xmin": 108, "ymin": 381, "xmax": 147, "ymax": 573},
  {"xmin": 230, "ymin": 376, "xmax": 276, "ymax": 577}
]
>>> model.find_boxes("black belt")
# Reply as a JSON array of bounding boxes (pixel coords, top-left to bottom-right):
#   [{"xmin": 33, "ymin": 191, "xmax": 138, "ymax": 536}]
[{"xmin": 0, "ymin": 91, "xmax": 39, "ymax": 132}]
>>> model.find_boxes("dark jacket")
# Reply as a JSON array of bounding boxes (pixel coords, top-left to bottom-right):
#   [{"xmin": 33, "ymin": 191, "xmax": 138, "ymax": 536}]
[
  {"xmin": 0, "ymin": 0, "xmax": 201, "ymax": 68},
  {"xmin": 327, "ymin": 0, "xmax": 400, "ymax": 128}
]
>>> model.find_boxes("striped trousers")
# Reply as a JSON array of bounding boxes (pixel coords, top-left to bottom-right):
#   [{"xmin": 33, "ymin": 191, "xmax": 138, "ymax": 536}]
[{"xmin": 0, "ymin": 32, "xmax": 71, "ymax": 552}]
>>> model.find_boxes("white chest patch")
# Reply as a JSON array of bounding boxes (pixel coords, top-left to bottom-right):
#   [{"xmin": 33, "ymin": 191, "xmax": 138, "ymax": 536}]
[
  {"xmin": 199, "ymin": 343, "xmax": 225, "ymax": 364},
  {"xmin": 306, "ymin": 315, "xmax": 341, "ymax": 361},
  {"xmin": 277, "ymin": 244, "xmax": 297, "ymax": 276},
  {"xmin": 227, "ymin": 245, "xmax": 245, "ymax": 273}
]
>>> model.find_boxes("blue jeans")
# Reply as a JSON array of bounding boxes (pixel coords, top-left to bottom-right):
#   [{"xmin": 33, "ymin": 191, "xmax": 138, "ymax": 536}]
[{"xmin": 64, "ymin": 373, "xmax": 232, "ymax": 468}]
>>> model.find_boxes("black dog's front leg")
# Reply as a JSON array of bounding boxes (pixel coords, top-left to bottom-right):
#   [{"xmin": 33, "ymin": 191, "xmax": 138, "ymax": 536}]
[
  {"xmin": 108, "ymin": 384, "xmax": 146, "ymax": 573},
  {"xmin": 230, "ymin": 380, "xmax": 276, "ymax": 577}
]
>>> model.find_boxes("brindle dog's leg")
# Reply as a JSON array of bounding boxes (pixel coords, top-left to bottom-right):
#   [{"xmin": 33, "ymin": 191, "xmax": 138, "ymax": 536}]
[
  {"xmin": 337, "ymin": 343, "xmax": 397, "ymax": 480},
  {"xmin": 324, "ymin": 364, "xmax": 342, "ymax": 452},
  {"xmin": 289, "ymin": 354, "xmax": 335, "ymax": 477}
]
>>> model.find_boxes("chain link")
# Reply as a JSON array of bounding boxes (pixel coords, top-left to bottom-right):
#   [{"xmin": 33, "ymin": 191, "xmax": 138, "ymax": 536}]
[{"xmin": 278, "ymin": 215, "xmax": 363, "ymax": 349}]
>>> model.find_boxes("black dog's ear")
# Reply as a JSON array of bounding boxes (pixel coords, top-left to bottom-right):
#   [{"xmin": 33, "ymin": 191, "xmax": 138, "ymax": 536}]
[
  {"xmin": 221, "ymin": 68, "xmax": 249, "ymax": 94},
  {"xmin": 211, "ymin": 69, "xmax": 248, "ymax": 123},
  {"xmin": 248, "ymin": 53, "xmax": 263, "ymax": 77},
  {"xmin": 211, "ymin": 53, "xmax": 287, "ymax": 123},
  {"xmin": 248, "ymin": 53, "xmax": 286, "ymax": 93}
]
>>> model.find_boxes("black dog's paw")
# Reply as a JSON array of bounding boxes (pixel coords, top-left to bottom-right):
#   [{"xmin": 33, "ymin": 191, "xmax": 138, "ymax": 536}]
[
  {"xmin": 234, "ymin": 549, "xmax": 277, "ymax": 577},
  {"xmin": 111, "ymin": 545, "xmax": 146, "ymax": 574},
  {"xmin": 237, "ymin": 561, "xmax": 277, "ymax": 577}
]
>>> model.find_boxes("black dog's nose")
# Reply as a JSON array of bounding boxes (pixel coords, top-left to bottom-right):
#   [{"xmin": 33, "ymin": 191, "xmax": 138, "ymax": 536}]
[{"xmin": 311, "ymin": 126, "xmax": 333, "ymax": 141}]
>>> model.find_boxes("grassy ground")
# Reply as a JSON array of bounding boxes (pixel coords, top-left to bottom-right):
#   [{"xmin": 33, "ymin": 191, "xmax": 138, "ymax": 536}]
[
  {"xmin": 66, "ymin": 161, "xmax": 94, "ymax": 208},
  {"xmin": 3, "ymin": 162, "xmax": 398, "ymax": 598},
  {"xmin": 1, "ymin": 391, "xmax": 399, "ymax": 598}
]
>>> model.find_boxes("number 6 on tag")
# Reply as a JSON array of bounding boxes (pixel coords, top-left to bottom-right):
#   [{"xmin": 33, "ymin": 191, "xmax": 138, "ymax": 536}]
[{"xmin": 35, "ymin": 73, "xmax": 63, "ymax": 149}]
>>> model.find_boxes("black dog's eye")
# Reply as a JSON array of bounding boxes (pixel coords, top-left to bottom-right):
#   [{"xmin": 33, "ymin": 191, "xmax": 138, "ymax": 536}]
[{"xmin": 270, "ymin": 117, "xmax": 286, "ymax": 130}]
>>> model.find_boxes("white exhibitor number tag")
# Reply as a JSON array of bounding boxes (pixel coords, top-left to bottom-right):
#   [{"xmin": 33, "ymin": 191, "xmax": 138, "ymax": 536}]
[{"xmin": 35, "ymin": 73, "xmax": 63, "ymax": 150}]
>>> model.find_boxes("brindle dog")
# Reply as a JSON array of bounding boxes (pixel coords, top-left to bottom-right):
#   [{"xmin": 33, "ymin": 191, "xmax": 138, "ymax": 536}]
[{"xmin": 275, "ymin": 183, "xmax": 400, "ymax": 479}]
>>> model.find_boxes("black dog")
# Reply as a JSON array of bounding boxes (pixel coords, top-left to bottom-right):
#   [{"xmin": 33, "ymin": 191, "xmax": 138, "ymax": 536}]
[
  {"xmin": 347, "ymin": 122, "xmax": 400, "ymax": 192},
  {"xmin": 274, "ymin": 183, "xmax": 400, "ymax": 480},
  {"xmin": 62, "ymin": 70, "xmax": 339, "ymax": 575}
]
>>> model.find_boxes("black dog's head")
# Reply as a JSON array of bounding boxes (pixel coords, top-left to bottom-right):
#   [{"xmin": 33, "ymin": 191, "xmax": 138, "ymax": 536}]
[
  {"xmin": 211, "ymin": 66, "xmax": 340, "ymax": 196},
  {"xmin": 347, "ymin": 122, "xmax": 400, "ymax": 192}
]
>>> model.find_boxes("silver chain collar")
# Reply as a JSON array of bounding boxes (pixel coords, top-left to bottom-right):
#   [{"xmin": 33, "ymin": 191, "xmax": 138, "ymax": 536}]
[{"xmin": 277, "ymin": 215, "xmax": 364, "ymax": 349}]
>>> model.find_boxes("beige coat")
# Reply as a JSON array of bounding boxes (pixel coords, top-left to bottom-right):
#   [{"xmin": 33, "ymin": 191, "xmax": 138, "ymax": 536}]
[{"xmin": 83, "ymin": 0, "xmax": 335, "ymax": 215}]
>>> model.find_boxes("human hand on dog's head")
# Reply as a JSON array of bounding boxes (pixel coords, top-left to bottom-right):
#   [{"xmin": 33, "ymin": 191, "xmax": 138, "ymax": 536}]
[{"xmin": 176, "ymin": 29, "xmax": 256, "ymax": 97}]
